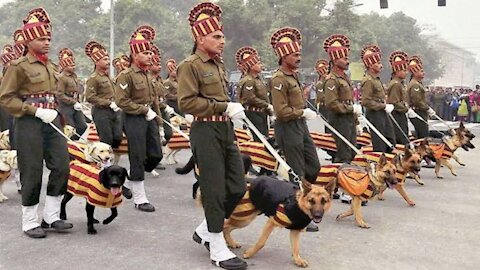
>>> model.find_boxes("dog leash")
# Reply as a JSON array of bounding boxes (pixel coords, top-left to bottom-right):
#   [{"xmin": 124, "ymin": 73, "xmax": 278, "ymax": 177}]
[
  {"xmin": 154, "ymin": 115, "xmax": 190, "ymax": 140},
  {"xmin": 305, "ymin": 100, "xmax": 361, "ymax": 155},
  {"xmin": 242, "ymin": 117, "xmax": 302, "ymax": 190},
  {"xmin": 49, "ymin": 122, "xmax": 74, "ymax": 143},
  {"xmin": 432, "ymin": 114, "xmax": 454, "ymax": 130},
  {"xmin": 358, "ymin": 115, "xmax": 395, "ymax": 149},
  {"xmin": 387, "ymin": 112, "xmax": 413, "ymax": 147},
  {"xmin": 411, "ymin": 113, "xmax": 447, "ymax": 136}
]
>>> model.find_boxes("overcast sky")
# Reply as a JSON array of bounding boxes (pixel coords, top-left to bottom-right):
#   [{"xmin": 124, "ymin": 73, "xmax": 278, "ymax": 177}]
[{"xmin": 2, "ymin": 0, "xmax": 479, "ymax": 60}]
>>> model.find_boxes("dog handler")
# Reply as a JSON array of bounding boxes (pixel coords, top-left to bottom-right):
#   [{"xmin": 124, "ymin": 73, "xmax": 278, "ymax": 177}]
[
  {"xmin": 177, "ymin": 2, "xmax": 247, "ymax": 269},
  {"xmin": 0, "ymin": 7, "xmax": 73, "ymax": 238},
  {"xmin": 115, "ymin": 25, "xmax": 163, "ymax": 212},
  {"xmin": 269, "ymin": 27, "xmax": 321, "ymax": 232}
]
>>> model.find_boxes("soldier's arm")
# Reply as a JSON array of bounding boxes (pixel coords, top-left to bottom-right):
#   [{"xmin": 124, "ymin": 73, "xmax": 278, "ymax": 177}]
[
  {"xmin": 324, "ymin": 79, "xmax": 353, "ymax": 114},
  {"xmin": 164, "ymin": 81, "xmax": 176, "ymax": 100},
  {"xmin": 85, "ymin": 77, "xmax": 111, "ymax": 107},
  {"xmin": 408, "ymin": 84, "xmax": 429, "ymax": 110},
  {"xmin": 270, "ymin": 77, "xmax": 303, "ymax": 121},
  {"xmin": 177, "ymin": 61, "xmax": 228, "ymax": 117},
  {"xmin": 114, "ymin": 73, "xmax": 149, "ymax": 115},
  {"xmin": 315, "ymin": 82, "xmax": 324, "ymax": 105},
  {"xmin": 361, "ymin": 79, "xmax": 385, "ymax": 111},
  {"xmin": 56, "ymin": 77, "xmax": 76, "ymax": 105},
  {"xmin": 155, "ymin": 82, "xmax": 167, "ymax": 109},
  {"xmin": 388, "ymin": 83, "xmax": 408, "ymax": 112},
  {"xmin": 242, "ymin": 79, "xmax": 269, "ymax": 109},
  {"xmin": 0, "ymin": 64, "xmax": 37, "ymax": 117}
]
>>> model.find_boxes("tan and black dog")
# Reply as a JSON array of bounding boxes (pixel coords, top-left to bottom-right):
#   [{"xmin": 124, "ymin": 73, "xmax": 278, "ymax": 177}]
[
  {"xmin": 223, "ymin": 177, "xmax": 334, "ymax": 268},
  {"xmin": 428, "ymin": 129, "xmax": 467, "ymax": 179}
]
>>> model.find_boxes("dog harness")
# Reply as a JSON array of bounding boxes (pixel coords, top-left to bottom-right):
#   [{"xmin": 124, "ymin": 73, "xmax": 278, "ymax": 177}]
[
  {"xmin": 429, "ymin": 143, "xmax": 453, "ymax": 160},
  {"xmin": 68, "ymin": 161, "xmax": 122, "ymax": 208}
]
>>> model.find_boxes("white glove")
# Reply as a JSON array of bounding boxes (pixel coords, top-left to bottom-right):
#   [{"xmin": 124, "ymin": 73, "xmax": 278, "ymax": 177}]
[
  {"xmin": 165, "ymin": 105, "xmax": 175, "ymax": 115},
  {"xmin": 353, "ymin": 104, "xmax": 363, "ymax": 115},
  {"xmin": 385, "ymin": 104, "xmax": 394, "ymax": 114},
  {"xmin": 406, "ymin": 108, "xmax": 417, "ymax": 118},
  {"xmin": 267, "ymin": 104, "xmax": 274, "ymax": 113},
  {"xmin": 146, "ymin": 108, "xmax": 157, "ymax": 121},
  {"xmin": 109, "ymin": 102, "xmax": 120, "ymax": 112},
  {"xmin": 269, "ymin": 115, "xmax": 277, "ymax": 123},
  {"xmin": 302, "ymin": 108, "xmax": 317, "ymax": 120},
  {"xmin": 73, "ymin": 102, "xmax": 82, "ymax": 111},
  {"xmin": 428, "ymin": 107, "xmax": 436, "ymax": 117},
  {"xmin": 35, "ymin": 108, "xmax": 58, "ymax": 123},
  {"xmin": 226, "ymin": 102, "xmax": 246, "ymax": 120}
]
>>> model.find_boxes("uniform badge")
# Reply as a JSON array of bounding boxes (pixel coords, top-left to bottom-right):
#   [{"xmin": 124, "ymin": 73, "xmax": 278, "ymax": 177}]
[
  {"xmin": 274, "ymin": 84, "xmax": 283, "ymax": 91},
  {"xmin": 413, "ymin": 87, "xmax": 420, "ymax": 92},
  {"xmin": 245, "ymin": 86, "xmax": 253, "ymax": 91},
  {"xmin": 327, "ymin": 86, "xmax": 335, "ymax": 91},
  {"xmin": 120, "ymin": 83, "xmax": 128, "ymax": 90},
  {"xmin": 165, "ymin": 86, "xmax": 170, "ymax": 89},
  {"xmin": 319, "ymin": 89, "xmax": 324, "ymax": 92}
]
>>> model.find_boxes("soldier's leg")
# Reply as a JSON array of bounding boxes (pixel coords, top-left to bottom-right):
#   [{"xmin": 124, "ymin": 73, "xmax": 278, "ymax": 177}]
[
  {"xmin": 246, "ymin": 111, "xmax": 267, "ymax": 141},
  {"xmin": 59, "ymin": 105, "xmax": 75, "ymax": 127},
  {"xmin": 275, "ymin": 120, "xmax": 306, "ymax": 181},
  {"xmin": 393, "ymin": 111, "xmax": 409, "ymax": 145},
  {"xmin": 224, "ymin": 142, "xmax": 247, "ymax": 219},
  {"xmin": 366, "ymin": 110, "xmax": 386, "ymax": 152},
  {"xmin": 191, "ymin": 122, "xmax": 227, "ymax": 233},
  {"xmin": 145, "ymin": 120, "xmax": 163, "ymax": 172},
  {"xmin": 42, "ymin": 117, "xmax": 71, "ymax": 225},
  {"xmin": 161, "ymin": 109, "xmax": 173, "ymax": 143},
  {"xmin": 92, "ymin": 107, "xmax": 113, "ymax": 145},
  {"xmin": 302, "ymin": 122, "xmax": 320, "ymax": 183},
  {"xmin": 331, "ymin": 114, "xmax": 351, "ymax": 163},
  {"xmin": 16, "ymin": 116, "xmax": 44, "ymax": 232},
  {"xmin": 111, "ymin": 111, "xmax": 123, "ymax": 149},
  {"xmin": 73, "ymin": 110, "xmax": 88, "ymax": 136}
]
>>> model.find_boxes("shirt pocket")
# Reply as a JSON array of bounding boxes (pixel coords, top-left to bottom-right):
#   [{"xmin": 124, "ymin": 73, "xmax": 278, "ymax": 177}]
[
  {"xmin": 132, "ymin": 78, "xmax": 148, "ymax": 101},
  {"xmin": 25, "ymin": 71, "xmax": 47, "ymax": 93},
  {"xmin": 201, "ymin": 75, "xmax": 222, "ymax": 96}
]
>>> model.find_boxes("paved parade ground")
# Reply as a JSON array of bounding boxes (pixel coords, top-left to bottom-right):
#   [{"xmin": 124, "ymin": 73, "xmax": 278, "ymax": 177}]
[{"xmin": 1, "ymin": 120, "xmax": 479, "ymax": 270}]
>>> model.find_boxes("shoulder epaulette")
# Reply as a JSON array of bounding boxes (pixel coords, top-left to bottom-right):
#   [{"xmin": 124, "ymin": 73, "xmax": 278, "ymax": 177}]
[
  {"xmin": 184, "ymin": 54, "xmax": 200, "ymax": 63},
  {"xmin": 10, "ymin": 56, "xmax": 27, "ymax": 66}
]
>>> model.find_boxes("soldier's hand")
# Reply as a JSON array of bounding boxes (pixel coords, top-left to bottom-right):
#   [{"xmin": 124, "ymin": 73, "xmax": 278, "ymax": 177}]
[
  {"xmin": 73, "ymin": 102, "xmax": 83, "ymax": 111},
  {"xmin": 165, "ymin": 105, "xmax": 175, "ymax": 115},
  {"xmin": 302, "ymin": 108, "xmax": 317, "ymax": 120},
  {"xmin": 146, "ymin": 108, "xmax": 158, "ymax": 121},
  {"xmin": 407, "ymin": 108, "xmax": 418, "ymax": 118},
  {"xmin": 35, "ymin": 108, "xmax": 58, "ymax": 124},
  {"xmin": 384, "ymin": 104, "xmax": 394, "ymax": 114},
  {"xmin": 226, "ymin": 102, "xmax": 246, "ymax": 120},
  {"xmin": 267, "ymin": 104, "xmax": 274, "ymax": 114},
  {"xmin": 109, "ymin": 102, "xmax": 121, "ymax": 112},
  {"xmin": 428, "ymin": 107, "xmax": 436, "ymax": 117},
  {"xmin": 353, "ymin": 104, "xmax": 363, "ymax": 115}
]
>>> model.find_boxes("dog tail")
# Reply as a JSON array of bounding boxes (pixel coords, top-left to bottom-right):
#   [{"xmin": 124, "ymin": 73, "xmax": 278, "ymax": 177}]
[{"xmin": 175, "ymin": 155, "xmax": 195, "ymax": 175}]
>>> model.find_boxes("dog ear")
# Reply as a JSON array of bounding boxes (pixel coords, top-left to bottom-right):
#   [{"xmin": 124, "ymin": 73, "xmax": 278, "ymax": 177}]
[
  {"xmin": 324, "ymin": 179, "xmax": 335, "ymax": 197},
  {"xmin": 122, "ymin": 167, "xmax": 130, "ymax": 180},
  {"xmin": 99, "ymin": 168, "xmax": 109, "ymax": 188},
  {"xmin": 404, "ymin": 147, "xmax": 412, "ymax": 159},
  {"xmin": 87, "ymin": 145, "xmax": 97, "ymax": 156},
  {"xmin": 378, "ymin": 154, "xmax": 387, "ymax": 167},
  {"xmin": 301, "ymin": 179, "xmax": 312, "ymax": 196}
]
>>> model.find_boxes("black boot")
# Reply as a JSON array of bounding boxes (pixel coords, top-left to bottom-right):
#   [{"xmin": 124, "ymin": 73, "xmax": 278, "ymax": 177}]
[{"xmin": 41, "ymin": 220, "xmax": 73, "ymax": 232}]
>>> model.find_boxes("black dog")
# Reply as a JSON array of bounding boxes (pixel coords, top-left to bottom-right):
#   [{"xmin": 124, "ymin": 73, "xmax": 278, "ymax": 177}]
[
  {"xmin": 176, "ymin": 154, "xmax": 252, "ymax": 199},
  {"xmin": 60, "ymin": 165, "xmax": 129, "ymax": 234}
]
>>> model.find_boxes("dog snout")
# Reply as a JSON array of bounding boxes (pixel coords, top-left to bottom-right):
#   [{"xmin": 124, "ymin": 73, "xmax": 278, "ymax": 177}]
[{"xmin": 311, "ymin": 209, "xmax": 324, "ymax": 223}]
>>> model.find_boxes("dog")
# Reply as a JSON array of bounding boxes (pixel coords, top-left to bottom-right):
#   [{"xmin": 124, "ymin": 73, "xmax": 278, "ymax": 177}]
[
  {"xmin": 317, "ymin": 154, "xmax": 398, "ymax": 228},
  {"xmin": 176, "ymin": 153, "xmax": 253, "ymax": 199},
  {"xmin": 0, "ymin": 130, "xmax": 10, "ymax": 150},
  {"xmin": 427, "ymin": 129, "xmax": 467, "ymax": 179},
  {"xmin": 61, "ymin": 162, "xmax": 129, "ymax": 234},
  {"xmin": 0, "ymin": 150, "xmax": 18, "ymax": 202},
  {"xmin": 67, "ymin": 141, "xmax": 114, "ymax": 168},
  {"xmin": 223, "ymin": 176, "xmax": 334, "ymax": 268}
]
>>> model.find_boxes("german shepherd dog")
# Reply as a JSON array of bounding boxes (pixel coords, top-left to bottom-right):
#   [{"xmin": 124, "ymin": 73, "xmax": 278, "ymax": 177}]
[
  {"xmin": 223, "ymin": 177, "xmax": 334, "ymax": 268},
  {"xmin": 61, "ymin": 165, "xmax": 129, "ymax": 234},
  {"xmin": 427, "ymin": 128, "xmax": 468, "ymax": 179}
]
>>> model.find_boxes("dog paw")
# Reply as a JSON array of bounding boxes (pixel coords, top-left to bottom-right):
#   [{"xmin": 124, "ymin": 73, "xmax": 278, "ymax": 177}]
[
  {"xmin": 417, "ymin": 181, "xmax": 425, "ymax": 186},
  {"xmin": 93, "ymin": 218, "xmax": 100, "ymax": 224},
  {"xmin": 227, "ymin": 242, "xmax": 242, "ymax": 249},
  {"xmin": 436, "ymin": 175, "xmax": 443, "ymax": 179},
  {"xmin": 452, "ymin": 172, "xmax": 457, "ymax": 176},
  {"xmin": 293, "ymin": 257, "xmax": 309, "ymax": 268},
  {"xmin": 88, "ymin": 228, "xmax": 97, "ymax": 235},
  {"xmin": 243, "ymin": 248, "xmax": 256, "ymax": 259},
  {"xmin": 358, "ymin": 223, "xmax": 371, "ymax": 229},
  {"xmin": 60, "ymin": 213, "xmax": 67, "ymax": 220},
  {"xmin": 407, "ymin": 200, "xmax": 416, "ymax": 207},
  {"xmin": 460, "ymin": 163, "xmax": 466, "ymax": 167}
]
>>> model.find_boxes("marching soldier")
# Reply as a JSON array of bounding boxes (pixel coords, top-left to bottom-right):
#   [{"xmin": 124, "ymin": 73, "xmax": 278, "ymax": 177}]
[
  {"xmin": 112, "ymin": 57, "xmax": 122, "ymax": 75},
  {"xmin": 178, "ymin": 2, "xmax": 247, "ymax": 269},
  {"xmin": 85, "ymin": 41, "xmax": 123, "ymax": 149},
  {"xmin": 115, "ymin": 25, "xmax": 163, "ymax": 212},
  {"xmin": 407, "ymin": 55, "xmax": 435, "ymax": 139},
  {"xmin": 0, "ymin": 45, "xmax": 16, "ymax": 132},
  {"xmin": 314, "ymin": 59, "xmax": 329, "ymax": 119},
  {"xmin": 269, "ymin": 27, "xmax": 320, "ymax": 232},
  {"xmin": 360, "ymin": 45, "xmax": 395, "ymax": 152},
  {"xmin": 56, "ymin": 48, "xmax": 87, "ymax": 139},
  {"xmin": 386, "ymin": 51, "xmax": 410, "ymax": 145},
  {"xmin": 235, "ymin": 46, "xmax": 272, "ymax": 140},
  {"xmin": 0, "ymin": 7, "xmax": 72, "ymax": 238},
  {"xmin": 164, "ymin": 59, "xmax": 183, "ymax": 116},
  {"xmin": 113, "ymin": 54, "xmax": 130, "ymax": 78},
  {"xmin": 323, "ymin": 34, "xmax": 360, "ymax": 163}
]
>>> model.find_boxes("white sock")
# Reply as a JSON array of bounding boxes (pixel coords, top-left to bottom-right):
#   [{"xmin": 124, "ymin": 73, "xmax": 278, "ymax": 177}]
[
  {"xmin": 210, "ymin": 232, "xmax": 236, "ymax": 262},
  {"xmin": 195, "ymin": 219, "xmax": 210, "ymax": 242},
  {"xmin": 43, "ymin": 195, "xmax": 63, "ymax": 224},
  {"xmin": 123, "ymin": 179, "xmax": 132, "ymax": 189},
  {"xmin": 22, "ymin": 204, "xmax": 40, "ymax": 231},
  {"xmin": 131, "ymin": 181, "xmax": 149, "ymax": 204}
]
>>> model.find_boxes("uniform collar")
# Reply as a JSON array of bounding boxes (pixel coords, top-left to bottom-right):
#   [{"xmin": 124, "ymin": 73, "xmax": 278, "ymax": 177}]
[
  {"xmin": 279, "ymin": 66, "xmax": 298, "ymax": 79},
  {"xmin": 195, "ymin": 50, "xmax": 212, "ymax": 63},
  {"xmin": 332, "ymin": 69, "xmax": 349, "ymax": 81},
  {"xmin": 367, "ymin": 70, "xmax": 380, "ymax": 79},
  {"xmin": 27, "ymin": 52, "xmax": 48, "ymax": 65},
  {"xmin": 95, "ymin": 70, "xmax": 109, "ymax": 77}
]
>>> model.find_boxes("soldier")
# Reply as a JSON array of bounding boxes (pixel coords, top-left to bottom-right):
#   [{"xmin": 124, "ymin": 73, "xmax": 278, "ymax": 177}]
[
  {"xmin": 112, "ymin": 57, "xmax": 121, "ymax": 75},
  {"xmin": 407, "ymin": 55, "xmax": 435, "ymax": 139},
  {"xmin": 235, "ymin": 46, "xmax": 272, "ymax": 140},
  {"xmin": 314, "ymin": 59, "xmax": 330, "ymax": 131},
  {"xmin": 360, "ymin": 45, "xmax": 395, "ymax": 152},
  {"xmin": 323, "ymin": 34, "xmax": 360, "ymax": 163},
  {"xmin": 269, "ymin": 27, "xmax": 320, "ymax": 232},
  {"xmin": 115, "ymin": 25, "xmax": 163, "ymax": 212},
  {"xmin": 84, "ymin": 41, "xmax": 123, "ymax": 149},
  {"xmin": 0, "ymin": 7, "xmax": 72, "ymax": 238},
  {"xmin": 178, "ymin": 2, "xmax": 247, "ymax": 269},
  {"xmin": 56, "ymin": 48, "xmax": 87, "ymax": 139},
  {"xmin": 0, "ymin": 45, "xmax": 16, "ymax": 132},
  {"xmin": 164, "ymin": 59, "xmax": 183, "ymax": 116},
  {"xmin": 386, "ymin": 51, "xmax": 410, "ymax": 145}
]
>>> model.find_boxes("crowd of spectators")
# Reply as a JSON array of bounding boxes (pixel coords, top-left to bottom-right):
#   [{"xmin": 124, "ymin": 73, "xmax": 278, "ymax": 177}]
[{"xmin": 427, "ymin": 85, "xmax": 480, "ymax": 123}]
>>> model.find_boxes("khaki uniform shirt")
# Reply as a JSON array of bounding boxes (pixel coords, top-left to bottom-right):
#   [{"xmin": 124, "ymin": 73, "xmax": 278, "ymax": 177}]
[
  {"xmin": 85, "ymin": 71, "xmax": 115, "ymax": 108},
  {"xmin": 324, "ymin": 71, "xmax": 354, "ymax": 114},
  {"xmin": 114, "ymin": 65, "xmax": 160, "ymax": 116},
  {"xmin": 152, "ymin": 75, "xmax": 167, "ymax": 109},
  {"xmin": 386, "ymin": 78, "xmax": 408, "ymax": 113},
  {"xmin": 164, "ymin": 78, "xmax": 178, "ymax": 101},
  {"xmin": 270, "ymin": 67, "xmax": 304, "ymax": 122},
  {"xmin": 177, "ymin": 50, "xmax": 229, "ymax": 117},
  {"xmin": 237, "ymin": 74, "xmax": 269, "ymax": 110},
  {"xmin": 0, "ymin": 53, "xmax": 58, "ymax": 117},
  {"xmin": 56, "ymin": 72, "xmax": 81, "ymax": 105},
  {"xmin": 407, "ymin": 79, "xmax": 428, "ymax": 111},
  {"xmin": 361, "ymin": 72, "xmax": 386, "ymax": 111},
  {"xmin": 315, "ymin": 78, "xmax": 325, "ymax": 106}
]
